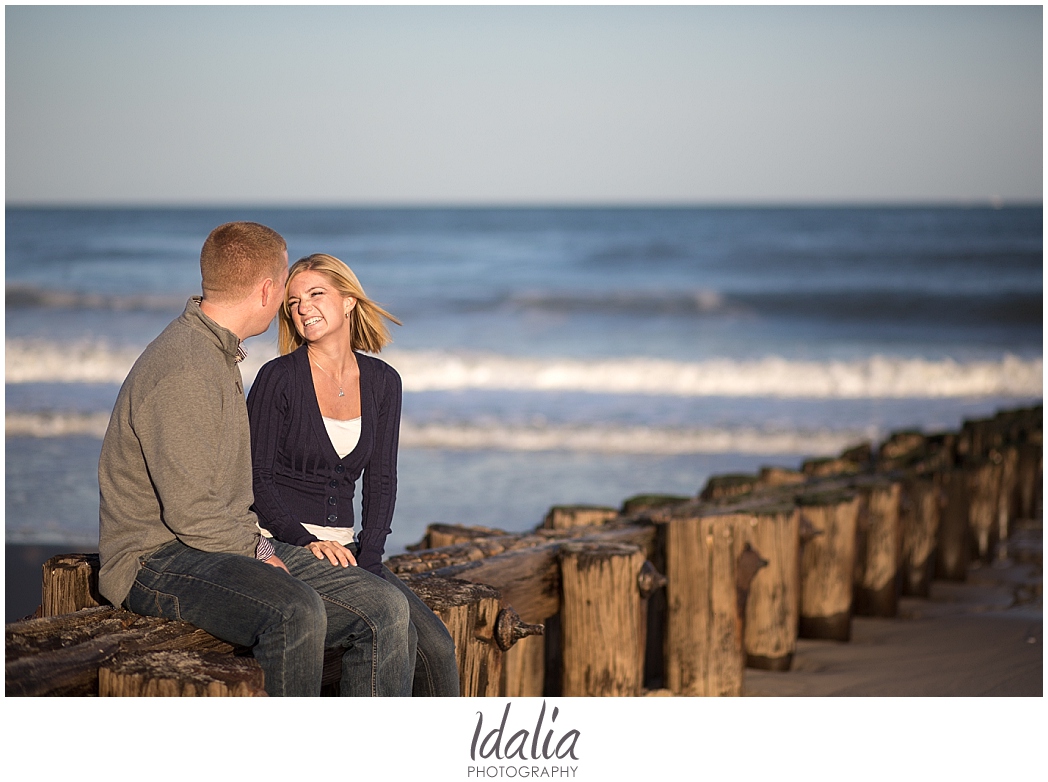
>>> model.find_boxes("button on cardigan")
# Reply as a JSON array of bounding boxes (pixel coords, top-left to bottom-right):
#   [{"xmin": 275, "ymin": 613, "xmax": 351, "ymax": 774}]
[{"xmin": 246, "ymin": 346, "xmax": 402, "ymax": 577}]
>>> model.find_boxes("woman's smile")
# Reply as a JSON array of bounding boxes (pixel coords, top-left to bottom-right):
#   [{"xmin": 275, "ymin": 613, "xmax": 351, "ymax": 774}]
[{"xmin": 286, "ymin": 269, "xmax": 351, "ymax": 342}]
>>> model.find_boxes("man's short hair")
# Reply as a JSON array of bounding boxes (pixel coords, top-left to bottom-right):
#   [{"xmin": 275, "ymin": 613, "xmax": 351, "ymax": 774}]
[{"xmin": 200, "ymin": 222, "xmax": 287, "ymax": 302}]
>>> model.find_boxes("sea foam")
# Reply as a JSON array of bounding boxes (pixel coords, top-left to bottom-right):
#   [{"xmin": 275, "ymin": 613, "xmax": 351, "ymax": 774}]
[
  {"xmin": 4, "ymin": 410, "xmax": 870, "ymax": 456},
  {"xmin": 383, "ymin": 350, "xmax": 1041, "ymax": 399},
  {"xmin": 5, "ymin": 339, "xmax": 1041, "ymax": 399}
]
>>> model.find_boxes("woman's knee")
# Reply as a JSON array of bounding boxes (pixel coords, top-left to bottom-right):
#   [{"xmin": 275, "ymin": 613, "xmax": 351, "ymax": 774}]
[
  {"xmin": 374, "ymin": 580, "xmax": 412, "ymax": 632},
  {"xmin": 277, "ymin": 580, "xmax": 327, "ymax": 639}
]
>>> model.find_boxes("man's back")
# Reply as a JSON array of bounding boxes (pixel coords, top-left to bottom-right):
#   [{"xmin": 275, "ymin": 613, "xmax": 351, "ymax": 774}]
[{"xmin": 98, "ymin": 297, "xmax": 258, "ymax": 606}]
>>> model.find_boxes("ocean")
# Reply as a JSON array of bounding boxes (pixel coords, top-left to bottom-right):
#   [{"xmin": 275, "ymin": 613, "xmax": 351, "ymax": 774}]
[{"xmin": 4, "ymin": 206, "xmax": 1042, "ymax": 558}]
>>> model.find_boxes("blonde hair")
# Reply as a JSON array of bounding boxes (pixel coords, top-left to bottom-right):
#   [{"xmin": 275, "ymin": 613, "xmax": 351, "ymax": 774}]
[
  {"xmin": 200, "ymin": 222, "xmax": 287, "ymax": 303},
  {"xmin": 279, "ymin": 254, "xmax": 402, "ymax": 355}
]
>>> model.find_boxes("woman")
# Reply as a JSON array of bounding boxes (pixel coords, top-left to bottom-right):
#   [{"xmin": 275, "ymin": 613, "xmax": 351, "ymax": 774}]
[{"xmin": 246, "ymin": 253, "xmax": 459, "ymax": 697}]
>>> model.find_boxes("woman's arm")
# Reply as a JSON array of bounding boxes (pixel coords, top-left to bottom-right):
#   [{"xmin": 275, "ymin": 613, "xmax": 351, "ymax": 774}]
[
  {"xmin": 246, "ymin": 359, "xmax": 320, "ymax": 548},
  {"xmin": 356, "ymin": 362, "xmax": 402, "ymax": 577}
]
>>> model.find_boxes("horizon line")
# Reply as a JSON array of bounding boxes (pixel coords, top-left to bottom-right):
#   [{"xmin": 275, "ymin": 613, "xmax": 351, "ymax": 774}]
[{"xmin": 6, "ymin": 198, "xmax": 1042, "ymax": 211}]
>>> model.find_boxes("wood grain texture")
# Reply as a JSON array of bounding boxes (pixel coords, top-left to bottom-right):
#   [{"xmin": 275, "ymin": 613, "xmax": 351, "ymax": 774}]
[{"xmin": 559, "ymin": 542, "xmax": 646, "ymax": 697}]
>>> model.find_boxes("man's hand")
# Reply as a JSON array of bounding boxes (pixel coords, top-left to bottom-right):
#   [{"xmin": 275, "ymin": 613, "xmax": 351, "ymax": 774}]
[
  {"xmin": 307, "ymin": 540, "xmax": 357, "ymax": 568},
  {"xmin": 264, "ymin": 553, "xmax": 291, "ymax": 573}
]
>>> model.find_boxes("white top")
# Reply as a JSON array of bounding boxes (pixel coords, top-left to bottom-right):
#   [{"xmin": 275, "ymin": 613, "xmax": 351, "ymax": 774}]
[{"xmin": 323, "ymin": 415, "xmax": 361, "ymax": 458}]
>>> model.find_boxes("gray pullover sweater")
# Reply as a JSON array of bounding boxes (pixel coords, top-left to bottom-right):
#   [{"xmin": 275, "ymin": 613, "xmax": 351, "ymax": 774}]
[{"xmin": 98, "ymin": 298, "xmax": 261, "ymax": 606}]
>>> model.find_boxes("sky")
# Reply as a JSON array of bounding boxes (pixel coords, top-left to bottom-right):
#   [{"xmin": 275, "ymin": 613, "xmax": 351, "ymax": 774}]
[{"xmin": 4, "ymin": 3, "xmax": 1043, "ymax": 206}]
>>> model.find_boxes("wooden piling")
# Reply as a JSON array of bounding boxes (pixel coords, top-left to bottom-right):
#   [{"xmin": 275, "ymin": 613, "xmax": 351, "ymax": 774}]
[
  {"xmin": 1016, "ymin": 442, "xmax": 1043, "ymax": 520},
  {"xmin": 801, "ymin": 455, "xmax": 861, "ymax": 479},
  {"xmin": 734, "ymin": 503, "xmax": 800, "ymax": 671},
  {"xmin": 620, "ymin": 494, "xmax": 691, "ymax": 515},
  {"xmin": 412, "ymin": 523, "xmax": 509, "ymax": 550},
  {"xmin": 757, "ymin": 466, "xmax": 807, "ymax": 489},
  {"xmin": 935, "ymin": 468, "xmax": 971, "ymax": 581},
  {"xmin": 797, "ymin": 489, "xmax": 860, "ymax": 642},
  {"xmin": 559, "ymin": 542, "xmax": 647, "ymax": 697},
  {"xmin": 397, "ymin": 573, "xmax": 506, "ymax": 697},
  {"xmin": 543, "ymin": 504, "xmax": 619, "ymax": 530},
  {"xmin": 852, "ymin": 476, "xmax": 902, "ymax": 617},
  {"xmin": 99, "ymin": 650, "xmax": 266, "ymax": 697},
  {"xmin": 996, "ymin": 445, "xmax": 1021, "ymax": 553},
  {"xmin": 389, "ymin": 523, "xmax": 657, "ymax": 624},
  {"xmin": 967, "ymin": 459, "xmax": 1003, "ymax": 562},
  {"xmin": 662, "ymin": 513, "xmax": 753, "ymax": 696},
  {"xmin": 699, "ymin": 473, "xmax": 759, "ymax": 502},
  {"xmin": 42, "ymin": 553, "xmax": 104, "ymax": 617},
  {"xmin": 500, "ymin": 632, "xmax": 546, "ymax": 697},
  {"xmin": 6, "ymin": 607, "xmax": 240, "ymax": 696},
  {"xmin": 899, "ymin": 475, "xmax": 942, "ymax": 597}
]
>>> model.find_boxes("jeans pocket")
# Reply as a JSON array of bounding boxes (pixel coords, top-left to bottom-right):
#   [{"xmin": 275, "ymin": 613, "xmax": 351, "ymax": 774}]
[{"xmin": 127, "ymin": 582, "xmax": 183, "ymax": 621}]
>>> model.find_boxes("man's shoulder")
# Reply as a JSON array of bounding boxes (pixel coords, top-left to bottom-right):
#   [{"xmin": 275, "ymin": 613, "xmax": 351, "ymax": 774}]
[{"xmin": 125, "ymin": 316, "xmax": 224, "ymax": 391}]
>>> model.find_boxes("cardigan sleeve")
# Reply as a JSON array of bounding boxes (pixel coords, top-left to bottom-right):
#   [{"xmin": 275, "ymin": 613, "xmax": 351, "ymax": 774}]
[
  {"xmin": 356, "ymin": 361, "xmax": 401, "ymax": 576},
  {"xmin": 246, "ymin": 359, "xmax": 320, "ymax": 548}
]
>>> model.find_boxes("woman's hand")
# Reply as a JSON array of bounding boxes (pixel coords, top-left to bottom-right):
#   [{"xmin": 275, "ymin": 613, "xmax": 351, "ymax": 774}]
[{"xmin": 307, "ymin": 540, "xmax": 358, "ymax": 568}]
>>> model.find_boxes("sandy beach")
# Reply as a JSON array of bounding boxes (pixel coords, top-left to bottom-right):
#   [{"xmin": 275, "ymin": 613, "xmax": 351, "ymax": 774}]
[{"xmin": 743, "ymin": 553, "xmax": 1042, "ymax": 697}]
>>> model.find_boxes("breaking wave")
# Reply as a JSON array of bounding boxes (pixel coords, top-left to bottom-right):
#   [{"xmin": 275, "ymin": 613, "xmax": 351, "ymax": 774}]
[
  {"xmin": 4, "ymin": 338, "xmax": 278, "ymax": 385},
  {"xmin": 6, "ymin": 284, "xmax": 187, "ymax": 312},
  {"xmin": 6, "ymin": 411, "xmax": 113, "ymax": 438},
  {"xmin": 398, "ymin": 421, "xmax": 871, "ymax": 455},
  {"xmin": 383, "ymin": 350, "xmax": 1041, "ymax": 399},
  {"xmin": 4, "ymin": 410, "xmax": 870, "ymax": 456},
  {"xmin": 6, "ymin": 339, "xmax": 1041, "ymax": 399}
]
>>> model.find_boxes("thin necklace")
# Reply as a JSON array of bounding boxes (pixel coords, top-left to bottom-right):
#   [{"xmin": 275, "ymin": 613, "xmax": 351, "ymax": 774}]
[{"xmin": 310, "ymin": 356, "xmax": 345, "ymax": 397}]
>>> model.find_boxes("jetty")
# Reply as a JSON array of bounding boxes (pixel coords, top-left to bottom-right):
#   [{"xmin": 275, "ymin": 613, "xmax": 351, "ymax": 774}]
[{"xmin": 6, "ymin": 405, "xmax": 1041, "ymax": 696}]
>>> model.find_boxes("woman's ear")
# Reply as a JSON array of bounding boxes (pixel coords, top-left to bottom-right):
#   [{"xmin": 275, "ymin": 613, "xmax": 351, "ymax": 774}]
[{"xmin": 344, "ymin": 296, "xmax": 357, "ymax": 318}]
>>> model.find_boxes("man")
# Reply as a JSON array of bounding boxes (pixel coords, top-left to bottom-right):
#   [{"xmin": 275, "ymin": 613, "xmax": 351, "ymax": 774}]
[{"xmin": 98, "ymin": 222, "xmax": 414, "ymax": 696}]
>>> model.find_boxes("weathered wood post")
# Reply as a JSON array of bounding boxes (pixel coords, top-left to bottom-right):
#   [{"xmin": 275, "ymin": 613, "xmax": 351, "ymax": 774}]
[
  {"xmin": 99, "ymin": 651, "xmax": 267, "ymax": 697},
  {"xmin": 6, "ymin": 607, "xmax": 243, "ymax": 696},
  {"xmin": 899, "ymin": 475, "xmax": 943, "ymax": 597},
  {"xmin": 995, "ymin": 445, "xmax": 1020, "ymax": 558},
  {"xmin": 797, "ymin": 489, "xmax": 860, "ymax": 642},
  {"xmin": 699, "ymin": 473, "xmax": 759, "ymax": 502},
  {"xmin": 801, "ymin": 454, "xmax": 861, "ymax": 479},
  {"xmin": 500, "ymin": 632, "xmax": 546, "ymax": 697},
  {"xmin": 42, "ymin": 553, "xmax": 105, "ymax": 617},
  {"xmin": 662, "ymin": 512, "xmax": 760, "ymax": 696},
  {"xmin": 878, "ymin": 431, "xmax": 928, "ymax": 469},
  {"xmin": 413, "ymin": 523, "xmax": 508, "ymax": 550},
  {"xmin": 1016, "ymin": 441, "xmax": 1043, "ymax": 520},
  {"xmin": 935, "ymin": 467, "xmax": 971, "ymax": 581},
  {"xmin": 967, "ymin": 458, "xmax": 1003, "ymax": 563},
  {"xmin": 397, "ymin": 573, "xmax": 508, "ymax": 697},
  {"xmin": 620, "ymin": 494, "xmax": 691, "ymax": 515},
  {"xmin": 852, "ymin": 476, "xmax": 903, "ymax": 617},
  {"xmin": 558, "ymin": 542, "xmax": 647, "ymax": 696},
  {"xmin": 757, "ymin": 466, "xmax": 807, "ymax": 489},
  {"xmin": 543, "ymin": 505, "xmax": 618, "ymax": 530},
  {"xmin": 734, "ymin": 502, "xmax": 800, "ymax": 671}
]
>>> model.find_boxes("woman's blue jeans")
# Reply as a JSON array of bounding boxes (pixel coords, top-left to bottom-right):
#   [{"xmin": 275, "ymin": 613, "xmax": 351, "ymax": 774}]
[{"xmin": 125, "ymin": 538, "xmax": 459, "ymax": 697}]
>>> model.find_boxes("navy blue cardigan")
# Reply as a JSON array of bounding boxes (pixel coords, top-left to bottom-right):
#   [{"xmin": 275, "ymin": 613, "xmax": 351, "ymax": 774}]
[{"xmin": 246, "ymin": 346, "xmax": 401, "ymax": 576}]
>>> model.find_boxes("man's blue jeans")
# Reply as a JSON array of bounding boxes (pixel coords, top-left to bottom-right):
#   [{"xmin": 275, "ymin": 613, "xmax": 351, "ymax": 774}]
[{"xmin": 125, "ymin": 538, "xmax": 459, "ymax": 696}]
